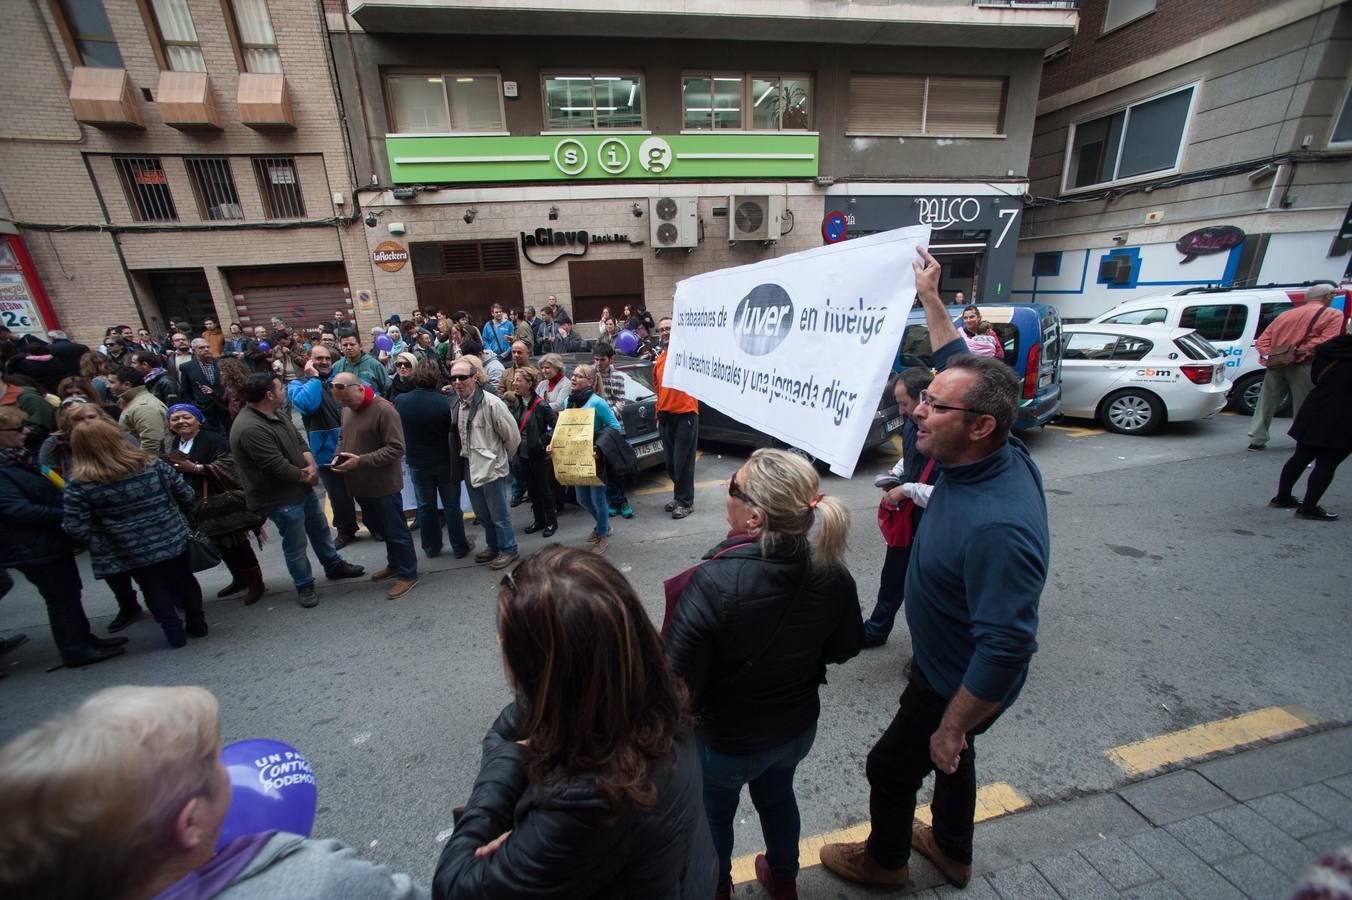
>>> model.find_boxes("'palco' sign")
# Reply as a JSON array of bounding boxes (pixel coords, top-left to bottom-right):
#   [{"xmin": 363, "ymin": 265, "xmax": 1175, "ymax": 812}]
[
  {"xmin": 372, "ymin": 241, "xmax": 409, "ymax": 272},
  {"xmin": 1176, "ymin": 225, "xmax": 1245, "ymax": 263}
]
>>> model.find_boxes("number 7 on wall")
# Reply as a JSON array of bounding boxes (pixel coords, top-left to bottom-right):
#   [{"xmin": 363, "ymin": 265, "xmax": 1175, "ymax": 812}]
[{"xmin": 994, "ymin": 208, "xmax": 1019, "ymax": 249}]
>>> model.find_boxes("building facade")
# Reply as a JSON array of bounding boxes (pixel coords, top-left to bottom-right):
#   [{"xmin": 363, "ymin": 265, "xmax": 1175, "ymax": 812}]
[
  {"xmin": 329, "ymin": 0, "xmax": 1078, "ymax": 326},
  {"xmin": 1015, "ymin": 0, "xmax": 1352, "ymax": 319},
  {"xmin": 0, "ymin": 0, "xmax": 377, "ymax": 346}
]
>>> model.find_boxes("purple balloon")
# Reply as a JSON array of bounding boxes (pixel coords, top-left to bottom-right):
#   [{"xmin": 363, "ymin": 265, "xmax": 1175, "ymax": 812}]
[
  {"xmin": 374, "ymin": 334, "xmax": 394, "ymax": 352},
  {"xmin": 216, "ymin": 738, "xmax": 317, "ymax": 850},
  {"xmin": 257, "ymin": 341, "xmax": 270, "ymax": 353},
  {"xmin": 615, "ymin": 329, "xmax": 639, "ymax": 355}
]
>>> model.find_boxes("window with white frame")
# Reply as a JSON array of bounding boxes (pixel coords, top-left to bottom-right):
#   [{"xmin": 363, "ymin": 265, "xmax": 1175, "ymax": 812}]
[
  {"xmin": 847, "ymin": 74, "xmax": 1005, "ymax": 136},
  {"xmin": 146, "ymin": 0, "xmax": 206, "ymax": 72},
  {"xmin": 385, "ymin": 73, "xmax": 505, "ymax": 133},
  {"xmin": 226, "ymin": 0, "xmax": 282, "ymax": 74},
  {"xmin": 1065, "ymin": 84, "xmax": 1196, "ymax": 192},
  {"xmin": 1102, "ymin": 0, "xmax": 1156, "ymax": 33},
  {"xmin": 1331, "ymin": 81, "xmax": 1352, "ymax": 147},
  {"xmin": 543, "ymin": 74, "xmax": 643, "ymax": 130},
  {"xmin": 681, "ymin": 74, "xmax": 812, "ymax": 130}
]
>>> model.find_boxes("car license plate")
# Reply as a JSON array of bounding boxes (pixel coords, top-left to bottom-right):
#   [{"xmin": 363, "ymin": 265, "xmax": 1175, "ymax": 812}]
[
  {"xmin": 883, "ymin": 416, "xmax": 903, "ymax": 434},
  {"xmin": 634, "ymin": 442, "xmax": 662, "ymax": 458}
]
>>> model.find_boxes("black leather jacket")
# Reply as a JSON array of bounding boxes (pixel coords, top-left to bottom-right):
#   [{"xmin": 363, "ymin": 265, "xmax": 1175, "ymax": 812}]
[
  {"xmin": 665, "ymin": 535, "xmax": 863, "ymax": 754},
  {"xmin": 434, "ymin": 702, "xmax": 716, "ymax": 900}
]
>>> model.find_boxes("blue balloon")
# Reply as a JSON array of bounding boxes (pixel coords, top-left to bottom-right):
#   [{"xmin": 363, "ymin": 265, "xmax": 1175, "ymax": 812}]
[
  {"xmin": 257, "ymin": 341, "xmax": 271, "ymax": 353},
  {"xmin": 374, "ymin": 334, "xmax": 394, "ymax": 352},
  {"xmin": 615, "ymin": 329, "xmax": 639, "ymax": 355},
  {"xmin": 216, "ymin": 738, "xmax": 317, "ymax": 850}
]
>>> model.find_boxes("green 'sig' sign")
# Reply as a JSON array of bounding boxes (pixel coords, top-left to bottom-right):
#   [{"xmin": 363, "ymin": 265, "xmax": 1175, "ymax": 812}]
[{"xmin": 387, "ymin": 133, "xmax": 819, "ymax": 184}]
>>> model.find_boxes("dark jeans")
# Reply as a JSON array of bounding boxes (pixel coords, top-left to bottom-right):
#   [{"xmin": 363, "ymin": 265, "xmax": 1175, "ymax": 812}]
[
  {"xmin": 1278, "ymin": 442, "xmax": 1351, "ymax": 510},
  {"xmin": 865, "ymin": 545, "xmax": 912, "ymax": 642},
  {"xmin": 605, "ymin": 471, "xmax": 628, "ymax": 508},
  {"xmin": 128, "ymin": 551, "xmax": 203, "ymax": 645},
  {"xmin": 355, "ymin": 492, "xmax": 418, "ymax": 579},
  {"xmin": 16, "ymin": 556, "xmax": 93, "ymax": 662},
  {"xmin": 319, "ymin": 466, "xmax": 359, "ymax": 535},
  {"xmin": 521, "ymin": 453, "xmax": 557, "ymax": 528},
  {"xmin": 409, "ymin": 463, "xmax": 471, "ymax": 556},
  {"xmin": 701, "ymin": 724, "xmax": 818, "ymax": 892},
  {"xmin": 509, "ymin": 459, "xmax": 527, "ymax": 502},
  {"xmin": 865, "ymin": 669, "xmax": 1000, "ymax": 869},
  {"xmin": 103, "ymin": 571, "xmax": 142, "ymax": 615},
  {"xmin": 466, "ymin": 475, "xmax": 517, "ymax": 556},
  {"xmin": 265, "ymin": 490, "xmax": 343, "ymax": 590},
  {"xmin": 659, "ymin": 411, "xmax": 699, "ymax": 506}
]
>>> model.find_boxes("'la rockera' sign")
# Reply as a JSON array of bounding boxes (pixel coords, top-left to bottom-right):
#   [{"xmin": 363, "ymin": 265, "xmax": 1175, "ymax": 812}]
[{"xmin": 387, "ymin": 133, "xmax": 818, "ymax": 184}]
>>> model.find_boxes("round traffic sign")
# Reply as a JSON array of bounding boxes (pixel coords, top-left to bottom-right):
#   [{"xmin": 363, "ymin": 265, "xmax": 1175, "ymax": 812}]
[{"xmin": 822, "ymin": 211, "xmax": 848, "ymax": 244}]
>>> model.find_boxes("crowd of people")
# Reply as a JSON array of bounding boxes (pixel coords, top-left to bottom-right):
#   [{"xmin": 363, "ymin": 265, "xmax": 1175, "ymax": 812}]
[{"xmin": 0, "ymin": 249, "xmax": 1057, "ymax": 900}]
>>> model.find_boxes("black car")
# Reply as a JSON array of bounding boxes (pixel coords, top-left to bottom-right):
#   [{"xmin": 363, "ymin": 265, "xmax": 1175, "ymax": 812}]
[{"xmin": 541, "ymin": 353, "xmax": 900, "ymax": 472}]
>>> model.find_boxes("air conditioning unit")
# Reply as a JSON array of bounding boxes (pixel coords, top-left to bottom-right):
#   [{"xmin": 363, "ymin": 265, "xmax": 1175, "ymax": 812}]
[
  {"xmin": 728, "ymin": 195, "xmax": 783, "ymax": 243},
  {"xmin": 650, "ymin": 197, "xmax": 699, "ymax": 249}
]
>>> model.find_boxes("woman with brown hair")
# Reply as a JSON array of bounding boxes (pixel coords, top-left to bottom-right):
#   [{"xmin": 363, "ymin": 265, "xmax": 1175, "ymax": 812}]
[
  {"xmin": 56, "ymin": 376, "xmax": 120, "ymax": 418},
  {"xmin": 77, "ymin": 350, "xmax": 115, "ymax": 402},
  {"xmin": 433, "ymin": 546, "xmax": 714, "ymax": 899},
  {"xmin": 217, "ymin": 357, "xmax": 252, "ymax": 425},
  {"xmin": 665, "ymin": 448, "xmax": 862, "ymax": 900},
  {"xmin": 61, "ymin": 419, "xmax": 206, "ymax": 648},
  {"xmin": 510, "ymin": 366, "xmax": 557, "ymax": 537}
]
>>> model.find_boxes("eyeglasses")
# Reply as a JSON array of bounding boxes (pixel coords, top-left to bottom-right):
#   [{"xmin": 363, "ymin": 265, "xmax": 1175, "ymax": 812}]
[
  {"xmin": 395, "ymin": 362, "xmax": 412, "ymax": 369},
  {"xmin": 916, "ymin": 389, "xmax": 988, "ymax": 417},
  {"xmin": 728, "ymin": 477, "xmax": 756, "ymax": 506},
  {"xmin": 0, "ymin": 424, "xmax": 29, "ymax": 432},
  {"xmin": 448, "ymin": 374, "xmax": 473, "ymax": 382}
]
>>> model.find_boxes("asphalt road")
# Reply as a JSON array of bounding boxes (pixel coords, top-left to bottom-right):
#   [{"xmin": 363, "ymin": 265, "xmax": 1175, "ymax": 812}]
[{"xmin": 1, "ymin": 410, "xmax": 1348, "ymax": 887}]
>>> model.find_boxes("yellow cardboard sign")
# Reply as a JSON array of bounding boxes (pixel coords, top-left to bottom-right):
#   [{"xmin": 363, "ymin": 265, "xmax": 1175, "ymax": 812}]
[{"xmin": 551, "ymin": 407, "xmax": 603, "ymax": 486}]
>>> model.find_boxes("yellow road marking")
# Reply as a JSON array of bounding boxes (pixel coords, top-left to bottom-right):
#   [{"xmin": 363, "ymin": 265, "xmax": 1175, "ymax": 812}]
[
  {"xmin": 1045, "ymin": 423, "xmax": 1104, "ymax": 439},
  {"xmin": 729, "ymin": 782, "xmax": 1030, "ymax": 885},
  {"xmin": 1106, "ymin": 705, "xmax": 1320, "ymax": 776}
]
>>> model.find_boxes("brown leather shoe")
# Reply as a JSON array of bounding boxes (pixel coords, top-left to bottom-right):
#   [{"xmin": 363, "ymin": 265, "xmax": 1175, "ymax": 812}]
[
  {"xmin": 387, "ymin": 578, "xmax": 418, "ymax": 600},
  {"xmin": 474, "ymin": 548, "xmax": 498, "ymax": 564},
  {"xmin": 369, "ymin": 568, "xmax": 395, "ymax": 581},
  {"xmin": 592, "ymin": 536, "xmax": 609, "ymax": 555},
  {"xmin": 819, "ymin": 840, "xmax": 908, "ymax": 886},
  {"xmin": 488, "ymin": 552, "xmax": 519, "ymax": 571},
  {"xmin": 912, "ymin": 821, "xmax": 971, "ymax": 887},
  {"xmin": 334, "ymin": 531, "xmax": 357, "ymax": 550},
  {"xmin": 242, "ymin": 567, "xmax": 266, "ymax": 606}
]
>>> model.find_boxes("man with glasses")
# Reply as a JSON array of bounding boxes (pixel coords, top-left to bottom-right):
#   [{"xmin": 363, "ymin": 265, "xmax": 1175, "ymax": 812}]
[
  {"xmin": 447, "ymin": 359, "xmax": 520, "ymax": 571},
  {"xmin": 821, "ymin": 247, "xmax": 1049, "ymax": 892},
  {"xmin": 653, "ymin": 317, "xmax": 699, "ymax": 520},
  {"xmin": 289, "ymin": 345, "xmax": 366, "ymax": 549}
]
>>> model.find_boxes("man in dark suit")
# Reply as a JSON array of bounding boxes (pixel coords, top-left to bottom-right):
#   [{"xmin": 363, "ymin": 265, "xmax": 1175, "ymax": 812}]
[
  {"xmin": 45, "ymin": 330, "xmax": 90, "ymax": 377},
  {"xmin": 178, "ymin": 337, "xmax": 228, "ymax": 433}
]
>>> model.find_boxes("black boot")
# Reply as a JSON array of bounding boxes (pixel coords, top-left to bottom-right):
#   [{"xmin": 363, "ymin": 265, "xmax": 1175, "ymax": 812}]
[{"xmin": 216, "ymin": 574, "xmax": 247, "ymax": 598}]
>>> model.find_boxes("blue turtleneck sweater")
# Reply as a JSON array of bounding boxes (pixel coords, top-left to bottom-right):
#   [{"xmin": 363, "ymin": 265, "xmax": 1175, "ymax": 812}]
[{"xmin": 903, "ymin": 338, "xmax": 1049, "ymax": 707}]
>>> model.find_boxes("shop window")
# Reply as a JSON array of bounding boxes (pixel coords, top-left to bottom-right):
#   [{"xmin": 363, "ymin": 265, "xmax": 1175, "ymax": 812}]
[
  {"xmin": 681, "ymin": 74, "xmax": 811, "ymax": 130},
  {"xmin": 1102, "ymin": 0, "xmax": 1155, "ymax": 33},
  {"xmin": 252, "ymin": 156, "xmax": 305, "ymax": 218},
  {"xmin": 543, "ymin": 74, "xmax": 643, "ymax": 130},
  {"xmin": 113, "ymin": 156, "xmax": 178, "ymax": 222},
  {"xmin": 50, "ymin": 0, "xmax": 124, "ymax": 68},
  {"xmin": 144, "ymin": 0, "xmax": 206, "ymax": 72},
  {"xmin": 1180, "ymin": 303, "xmax": 1247, "ymax": 342},
  {"xmin": 185, "ymin": 157, "xmax": 243, "ymax": 220},
  {"xmin": 385, "ymin": 73, "xmax": 504, "ymax": 133},
  {"xmin": 225, "ymin": 0, "xmax": 282, "ymax": 74},
  {"xmin": 847, "ymin": 74, "xmax": 1004, "ymax": 137},
  {"xmin": 1065, "ymin": 84, "xmax": 1195, "ymax": 192},
  {"xmin": 1331, "ymin": 81, "xmax": 1352, "ymax": 147}
]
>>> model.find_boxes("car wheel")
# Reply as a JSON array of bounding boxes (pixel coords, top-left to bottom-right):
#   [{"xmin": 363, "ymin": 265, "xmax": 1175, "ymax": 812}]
[
  {"xmin": 1230, "ymin": 372, "xmax": 1292, "ymax": 416},
  {"xmin": 1099, "ymin": 390, "xmax": 1164, "ymax": 436}
]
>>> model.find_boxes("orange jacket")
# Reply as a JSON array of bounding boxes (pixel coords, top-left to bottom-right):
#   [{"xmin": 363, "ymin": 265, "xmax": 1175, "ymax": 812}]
[
  {"xmin": 653, "ymin": 351, "xmax": 698, "ymax": 414},
  {"xmin": 1255, "ymin": 304, "xmax": 1342, "ymax": 365}
]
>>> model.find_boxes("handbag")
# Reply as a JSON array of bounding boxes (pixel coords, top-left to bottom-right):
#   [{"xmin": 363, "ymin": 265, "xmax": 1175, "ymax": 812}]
[
  {"xmin": 877, "ymin": 459, "xmax": 936, "ymax": 548},
  {"xmin": 1266, "ymin": 307, "xmax": 1330, "ymax": 368},
  {"xmin": 156, "ymin": 463, "xmax": 222, "ymax": 573},
  {"xmin": 194, "ymin": 464, "xmax": 266, "ymax": 537}
]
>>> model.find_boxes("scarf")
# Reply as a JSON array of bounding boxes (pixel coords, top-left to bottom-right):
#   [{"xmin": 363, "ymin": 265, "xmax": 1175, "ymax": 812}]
[
  {"xmin": 356, "ymin": 383, "xmax": 376, "ymax": 410},
  {"xmin": 567, "ymin": 387, "xmax": 594, "ymax": 408},
  {"xmin": 548, "ymin": 371, "xmax": 564, "ymax": 388},
  {"xmin": 0, "ymin": 446, "xmax": 29, "ymax": 465},
  {"xmin": 145, "ymin": 367, "xmax": 167, "ymax": 382}
]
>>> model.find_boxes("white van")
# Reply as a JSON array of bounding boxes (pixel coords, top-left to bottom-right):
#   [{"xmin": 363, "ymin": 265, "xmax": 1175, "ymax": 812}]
[{"xmin": 1089, "ymin": 284, "xmax": 1350, "ymax": 413}]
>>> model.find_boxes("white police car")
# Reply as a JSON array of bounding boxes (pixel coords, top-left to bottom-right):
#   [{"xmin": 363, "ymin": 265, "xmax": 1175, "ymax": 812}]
[{"xmin": 1059, "ymin": 324, "xmax": 1230, "ymax": 435}]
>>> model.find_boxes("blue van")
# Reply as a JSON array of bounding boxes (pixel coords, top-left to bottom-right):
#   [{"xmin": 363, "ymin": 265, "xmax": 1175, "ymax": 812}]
[{"xmin": 893, "ymin": 303, "xmax": 1063, "ymax": 429}]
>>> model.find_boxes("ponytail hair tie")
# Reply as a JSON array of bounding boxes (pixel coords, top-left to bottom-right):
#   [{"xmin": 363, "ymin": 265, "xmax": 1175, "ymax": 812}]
[{"xmin": 808, "ymin": 493, "xmax": 824, "ymax": 510}]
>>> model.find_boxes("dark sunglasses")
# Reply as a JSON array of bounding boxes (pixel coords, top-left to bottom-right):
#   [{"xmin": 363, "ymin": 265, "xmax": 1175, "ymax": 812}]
[
  {"xmin": 728, "ymin": 477, "xmax": 755, "ymax": 506},
  {"xmin": 395, "ymin": 361, "xmax": 412, "ymax": 369},
  {"xmin": 448, "ymin": 374, "xmax": 473, "ymax": 382},
  {"xmin": 0, "ymin": 424, "xmax": 29, "ymax": 432}
]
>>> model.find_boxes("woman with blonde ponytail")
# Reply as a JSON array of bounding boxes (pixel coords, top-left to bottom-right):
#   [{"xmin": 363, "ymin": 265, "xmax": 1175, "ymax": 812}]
[{"xmin": 665, "ymin": 448, "xmax": 863, "ymax": 900}]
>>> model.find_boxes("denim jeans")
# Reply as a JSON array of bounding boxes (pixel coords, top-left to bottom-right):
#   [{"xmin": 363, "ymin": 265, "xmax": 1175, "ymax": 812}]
[
  {"xmin": 129, "ymin": 551, "xmax": 202, "ymax": 645},
  {"xmin": 575, "ymin": 483, "xmax": 609, "ymax": 537},
  {"xmin": 354, "ymin": 492, "xmax": 418, "ymax": 579},
  {"xmin": 409, "ymin": 462, "xmax": 471, "ymax": 556},
  {"xmin": 864, "ymin": 544, "xmax": 912, "ymax": 642},
  {"xmin": 265, "ymin": 489, "xmax": 344, "ymax": 590},
  {"xmin": 604, "ymin": 472, "xmax": 628, "ymax": 508},
  {"xmin": 319, "ymin": 466, "xmax": 358, "ymax": 535},
  {"xmin": 701, "ymin": 723, "xmax": 818, "ymax": 892},
  {"xmin": 466, "ymin": 475, "xmax": 517, "ymax": 556}
]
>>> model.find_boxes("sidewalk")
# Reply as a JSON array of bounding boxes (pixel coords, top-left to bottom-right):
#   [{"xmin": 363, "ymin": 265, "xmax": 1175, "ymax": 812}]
[{"xmin": 771, "ymin": 725, "xmax": 1352, "ymax": 900}]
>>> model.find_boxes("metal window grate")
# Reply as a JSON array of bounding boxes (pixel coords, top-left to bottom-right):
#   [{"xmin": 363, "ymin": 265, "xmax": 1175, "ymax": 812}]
[
  {"xmin": 112, "ymin": 156, "xmax": 178, "ymax": 222},
  {"xmin": 185, "ymin": 157, "xmax": 243, "ymax": 220},
  {"xmin": 251, "ymin": 156, "xmax": 306, "ymax": 218}
]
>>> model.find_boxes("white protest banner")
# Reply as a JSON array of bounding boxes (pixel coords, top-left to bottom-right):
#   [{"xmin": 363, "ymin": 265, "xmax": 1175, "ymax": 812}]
[{"xmin": 665, "ymin": 225, "xmax": 930, "ymax": 478}]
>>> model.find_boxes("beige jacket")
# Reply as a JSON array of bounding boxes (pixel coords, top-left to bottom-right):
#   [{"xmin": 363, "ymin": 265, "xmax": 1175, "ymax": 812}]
[
  {"xmin": 449, "ymin": 388, "xmax": 521, "ymax": 488},
  {"xmin": 118, "ymin": 386, "xmax": 168, "ymax": 455}
]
